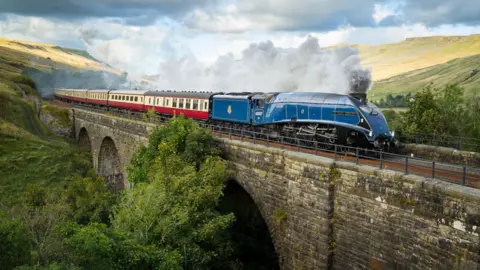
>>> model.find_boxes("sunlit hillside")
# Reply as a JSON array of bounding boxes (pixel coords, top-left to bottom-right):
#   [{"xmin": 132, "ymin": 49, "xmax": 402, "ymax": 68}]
[
  {"xmin": 369, "ymin": 54, "xmax": 480, "ymax": 100},
  {"xmin": 0, "ymin": 37, "xmax": 120, "ymax": 75},
  {"xmin": 341, "ymin": 34, "xmax": 480, "ymax": 81}
]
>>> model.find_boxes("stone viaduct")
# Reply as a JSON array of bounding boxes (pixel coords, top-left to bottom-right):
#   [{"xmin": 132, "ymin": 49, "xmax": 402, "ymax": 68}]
[{"xmin": 73, "ymin": 108, "xmax": 480, "ymax": 270}]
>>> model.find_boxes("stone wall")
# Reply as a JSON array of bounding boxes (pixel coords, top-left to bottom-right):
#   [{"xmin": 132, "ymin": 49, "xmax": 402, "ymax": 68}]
[
  {"xmin": 333, "ymin": 162, "xmax": 479, "ymax": 270},
  {"xmin": 218, "ymin": 138, "xmax": 335, "ymax": 270},
  {"xmin": 73, "ymin": 109, "xmax": 154, "ymax": 188},
  {"xmin": 220, "ymin": 138, "xmax": 480, "ymax": 270},
  {"xmin": 398, "ymin": 143, "xmax": 480, "ymax": 167}
]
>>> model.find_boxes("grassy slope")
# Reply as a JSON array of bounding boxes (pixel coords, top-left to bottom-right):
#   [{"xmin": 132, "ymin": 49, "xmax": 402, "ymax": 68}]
[
  {"xmin": 0, "ymin": 37, "xmax": 120, "ymax": 74},
  {"xmin": 369, "ymin": 54, "xmax": 480, "ymax": 100},
  {"xmin": 351, "ymin": 34, "xmax": 480, "ymax": 81},
  {"xmin": 0, "ymin": 39, "xmax": 94, "ymax": 206}
]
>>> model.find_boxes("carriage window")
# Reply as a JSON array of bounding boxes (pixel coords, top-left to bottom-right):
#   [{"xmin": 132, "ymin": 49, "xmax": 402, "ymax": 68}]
[
  {"xmin": 149, "ymin": 98, "xmax": 151, "ymax": 104},
  {"xmin": 122, "ymin": 96, "xmax": 125, "ymax": 100},
  {"xmin": 163, "ymin": 98, "xmax": 166, "ymax": 106},
  {"xmin": 166, "ymin": 99, "xmax": 169, "ymax": 107},
  {"xmin": 179, "ymin": 99, "xmax": 184, "ymax": 108},
  {"xmin": 193, "ymin": 99, "xmax": 198, "ymax": 110},
  {"xmin": 204, "ymin": 101, "xmax": 208, "ymax": 111},
  {"xmin": 173, "ymin": 98, "xmax": 177, "ymax": 108},
  {"xmin": 186, "ymin": 99, "xmax": 191, "ymax": 109},
  {"xmin": 130, "ymin": 96, "xmax": 133, "ymax": 101},
  {"xmin": 200, "ymin": 101, "xmax": 203, "ymax": 111},
  {"xmin": 157, "ymin": 98, "xmax": 160, "ymax": 105},
  {"xmin": 135, "ymin": 97, "xmax": 138, "ymax": 102},
  {"xmin": 140, "ymin": 97, "xmax": 143, "ymax": 103}
]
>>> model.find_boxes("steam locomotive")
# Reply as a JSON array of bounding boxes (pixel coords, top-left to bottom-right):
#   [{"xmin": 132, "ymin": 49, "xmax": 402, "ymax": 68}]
[{"xmin": 54, "ymin": 88, "xmax": 396, "ymax": 150}]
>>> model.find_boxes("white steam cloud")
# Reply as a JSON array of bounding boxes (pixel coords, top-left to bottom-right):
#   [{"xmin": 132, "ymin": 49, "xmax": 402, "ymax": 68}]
[{"xmin": 151, "ymin": 36, "xmax": 372, "ymax": 94}]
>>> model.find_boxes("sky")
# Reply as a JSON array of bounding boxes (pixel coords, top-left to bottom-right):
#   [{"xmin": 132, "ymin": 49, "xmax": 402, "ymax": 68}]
[{"xmin": 1, "ymin": 0, "xmax": 480, "ymax": 89}]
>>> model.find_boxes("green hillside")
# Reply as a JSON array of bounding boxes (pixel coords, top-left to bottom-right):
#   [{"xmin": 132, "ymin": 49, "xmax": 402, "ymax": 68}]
[
  {"xmin": 0, "ymin": 38, "xmax": 94, "ymax": 205},
  {"xmin": 369, "ymin": 54, "xmax": 480, "ymax": 101}
]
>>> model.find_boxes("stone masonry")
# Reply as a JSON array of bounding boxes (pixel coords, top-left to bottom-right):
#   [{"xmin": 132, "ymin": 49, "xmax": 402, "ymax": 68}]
[
  {"xmin": 74, "ymin": 109, "xmax": 480, "ymax": 270},
  {"xmin": 73, "ymin": 109, "xmax": 155, "ymax": 189},
  {"xmin": 398, "ymin": 143, "xmax": 480, "ymax": 167}
]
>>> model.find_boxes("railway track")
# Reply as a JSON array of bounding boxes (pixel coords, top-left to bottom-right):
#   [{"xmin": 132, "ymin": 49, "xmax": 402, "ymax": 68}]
[{"xmin": 52, "ymin": 99, "xmax": 480, "ymax": 189}]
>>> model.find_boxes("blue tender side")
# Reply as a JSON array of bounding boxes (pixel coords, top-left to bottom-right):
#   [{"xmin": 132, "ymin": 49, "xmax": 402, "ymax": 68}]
[{"xmin": 211, "ymin": 95, "xmax": 252, "ymax": 124}]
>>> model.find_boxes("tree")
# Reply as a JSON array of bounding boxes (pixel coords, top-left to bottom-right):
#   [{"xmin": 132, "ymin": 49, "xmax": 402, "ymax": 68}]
[
  {"xmin": 127, "ymin": 115, "xmax": 219, "ymax": 185},
  {"xmin": 0, "ymin": 211, "xmax": 31, "ymax": 269},
  {"xmin": 402, "ymin": 84, "xmax": 440, "ymax": 134},
  {"xmin": 62, "ymin": 173, "xmax": 114, "ymax": 225},
  {"xmin": 114, "ymin": 116, "xmax": 234, "ymax": 269}
]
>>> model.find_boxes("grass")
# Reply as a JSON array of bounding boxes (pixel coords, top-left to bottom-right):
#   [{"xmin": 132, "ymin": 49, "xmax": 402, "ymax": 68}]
[
  {"xmin": 0, "ymin": 132, "xmax": 92, "ymax": 205},
  {"xmin": 52, "ymin": 46, "xmax": 99, "ymax": 62},
  {"xmin": 351, "ymin": 34, "xmax": 480, "ymax": 81},
  {"xmin": 42, "ymin": 103, "xmax": 71, "ymax": 128},
  {"xmin": 0, "ymin": 37, "xmax": 98, "ymax": 206},
  {"xmin": 369, "ymin": 54, "xmax": 480, "ymax": 101},
  {"xmin": 0, "ymin": 37, "xmax": 120, "ymax": 74}
]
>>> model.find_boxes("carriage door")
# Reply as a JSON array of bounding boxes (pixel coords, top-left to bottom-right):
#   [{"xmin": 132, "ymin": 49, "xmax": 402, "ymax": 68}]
[{"xmin": 253, "ymin": 98, "xmax": 265, "ymax": 124}]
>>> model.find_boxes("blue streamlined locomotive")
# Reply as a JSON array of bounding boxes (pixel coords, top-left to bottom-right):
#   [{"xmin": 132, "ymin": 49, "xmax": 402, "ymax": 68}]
[
  {"xmin": 54, "ymin": 87, "xmax": 396, "ymax": 150},
  {"xmin": 211, "ymin": 92, "xmax": 396, "ymax": 150}
]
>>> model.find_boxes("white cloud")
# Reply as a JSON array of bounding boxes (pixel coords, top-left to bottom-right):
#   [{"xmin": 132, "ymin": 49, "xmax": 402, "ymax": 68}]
[
  {"xmin": 1, "ymin": 12, "xmax": 479, "ymax": 81},
  {"xmin": 0, "ymin": 15, "xmax": 82, "ymax": 48},
  {"xmin": 373, "ymin": 4, "xmax": 395, "ymax": 24}
]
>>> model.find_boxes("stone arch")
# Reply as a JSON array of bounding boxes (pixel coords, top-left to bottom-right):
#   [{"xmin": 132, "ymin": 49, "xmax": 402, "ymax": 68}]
[
  {"xmin": 220, "ymin": 178, "xmax": 280, "ymax": 269},
  {"xmin": 78, "ymin": 127, "xmax": 91, "ymax": 148},
  {"xmin": 98, "ymin": 136, "xmax": 125, "ymax": 192}
]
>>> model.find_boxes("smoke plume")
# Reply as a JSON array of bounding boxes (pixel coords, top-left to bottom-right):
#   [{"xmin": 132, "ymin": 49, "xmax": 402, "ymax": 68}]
[{"xmin": 152, "ymin": 36, "xmax": 372, "ymax": 94}]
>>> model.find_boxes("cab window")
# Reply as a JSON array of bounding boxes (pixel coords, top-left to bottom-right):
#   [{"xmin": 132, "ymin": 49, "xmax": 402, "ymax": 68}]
[{"xmin": 257, "ymin": 99, "xmax": 264, "ymax": 109}]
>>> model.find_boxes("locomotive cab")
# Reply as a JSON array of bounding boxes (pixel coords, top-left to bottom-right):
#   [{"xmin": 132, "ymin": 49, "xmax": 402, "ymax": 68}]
[{"xmin": 251, "ymin": 95, "xmax": 266, "ymax": 124}]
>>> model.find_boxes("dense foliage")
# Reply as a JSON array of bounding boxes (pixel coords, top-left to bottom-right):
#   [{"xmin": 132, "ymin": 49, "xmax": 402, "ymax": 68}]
[
  {"xmin": 373, "ymin": 93, "xmax": 411, "ymax": 108},
  {"xmin": 383, "ymin": 84, "xmax": 480, "ymax": 146},
  {"xmin": 0, "ymin": 116, "xmax": 237, "ymax": 269}
]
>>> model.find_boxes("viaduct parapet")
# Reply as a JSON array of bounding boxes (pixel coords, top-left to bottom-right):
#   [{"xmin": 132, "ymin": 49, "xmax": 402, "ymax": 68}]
[{"xmin": 73, "ymin": 108, "xmax": 480, "ymax": 270}]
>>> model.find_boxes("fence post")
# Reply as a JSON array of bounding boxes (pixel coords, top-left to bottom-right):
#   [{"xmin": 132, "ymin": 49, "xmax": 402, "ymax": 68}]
[
  {"xmin": 334, "ymin": 145, "xmax": 337, "ymax": 160},
  {"xmin": 379, "ymin": 152, "xmax": 383, "ymax": 169},
  {"xmin": 405, "ymin": 156, "xmax": 408, "ymax": 175},
  {"xmin": 356, "ymin": 148, "xmax": 359, "ymax": 165},
  {"xmin": 462, "ymin": 166, "xmax": 466, "ymax": 186},
  {"xmin": 432, "ymin": 161, "xmax": 435, "ymax": 179}
]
